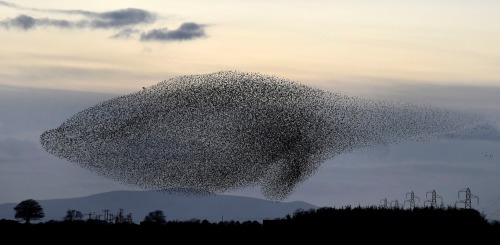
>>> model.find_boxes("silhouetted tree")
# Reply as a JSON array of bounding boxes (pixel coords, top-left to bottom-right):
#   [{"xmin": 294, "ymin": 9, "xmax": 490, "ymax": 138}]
[
  {"xmin": 143, "ymin": 210, "xmax": 166, "ymax": 224},
  {"xmin": 14, "ymin": 199, "xmax": 44, "ymax": 224},
  {"xmin": 64, "ymin": 209, "xmax": 83, "ymax": 222}
]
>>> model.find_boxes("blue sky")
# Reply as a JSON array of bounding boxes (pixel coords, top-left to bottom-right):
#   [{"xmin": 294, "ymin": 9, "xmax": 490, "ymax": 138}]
[{"xmin": 0, "ymin": 1, "xmax": 499, "ymax": 220}]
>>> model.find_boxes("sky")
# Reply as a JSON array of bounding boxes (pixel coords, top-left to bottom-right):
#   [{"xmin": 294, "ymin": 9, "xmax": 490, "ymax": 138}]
[{"xmin": 1, "ymin": 1, "xmax": 500, "ymax": 220}]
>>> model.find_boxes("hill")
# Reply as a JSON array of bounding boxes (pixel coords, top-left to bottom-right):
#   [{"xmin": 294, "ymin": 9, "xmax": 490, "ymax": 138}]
[{"xmin": 0, "ymin": 190, "xmax": 316, "ymax": 223}]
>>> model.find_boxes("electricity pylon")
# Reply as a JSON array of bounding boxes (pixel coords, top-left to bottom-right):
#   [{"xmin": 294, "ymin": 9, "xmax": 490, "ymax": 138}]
[
  {"xmin": 390, "ymin": 200, "xmax": 402, "ymax": 209},
  {"xmin": 404, "ymin": 191, "xmax": 420, "ymax": 210},
  {"xmin": 85, "ymin": 211, "xmax": 94, "ymax": 220},
  {"xmin": 380, "ymin": 198, "xmax": 388, "ymax": 208},
  {"xmin": 455, "ymin": 188, "xmax": 479, "ymax": 209},
  {"xmin": 103, "ymin": 209, "xmax": 110, "ymax": 223},
  {"xmin": 424, "ymin": 190, "xmax": 443, "ymax": 208}
]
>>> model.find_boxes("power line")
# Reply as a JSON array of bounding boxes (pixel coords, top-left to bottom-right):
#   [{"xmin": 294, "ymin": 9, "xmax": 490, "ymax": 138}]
[{"xmin": 481, "ymin": 196, "xmax": 500, "ymax": 209}]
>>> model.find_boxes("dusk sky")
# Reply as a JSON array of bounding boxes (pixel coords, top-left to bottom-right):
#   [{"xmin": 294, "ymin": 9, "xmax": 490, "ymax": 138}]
[{"xmin": 1, "ymin": 1, "xmax": 499, "ymax": 220}]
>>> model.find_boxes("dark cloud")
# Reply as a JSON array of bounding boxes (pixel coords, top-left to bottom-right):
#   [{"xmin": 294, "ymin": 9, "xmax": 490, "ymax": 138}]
[
  {"xmin": 91, "ymin": 8, "xmax": 155, "ymax": 29},
  {"xmin": 111, "ymin": 28, "xmax": 140, "ymax": 39},
  {"xmin": 1, "ymin": 9, "xmax": 155, "ymax": 31},
  {"xmin": 0, "ymin": 2, "xmax": 206, "ymax": 43},
  {"xmin": 0, "ymin": 2, "xmax": 155, "ymax": 30},
  {"xmin": 0, "ymin": 15, "xmax": 84, "ymax": 30},
  {"xmin": 39, "ymin": 18, "xmax": 75, "ymax": 28},
  {"xmin": 2, "ymin": 15, "xmax": 35, "ymax": 30},
  {"xmin": 140, "ymin": 23, "xmax": 206, "ymax": 41}
]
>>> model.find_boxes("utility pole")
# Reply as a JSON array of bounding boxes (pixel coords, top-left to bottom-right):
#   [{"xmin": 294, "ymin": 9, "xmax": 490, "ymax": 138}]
[
  {"xmin": 424, "ymin": 190, "xmax": 443, "ymax": 208},
  {"xmin": 404, "ymin": 191, "xmax": 420, "ymax": 210},
  {"xmin": 455, "ymin": 188, "xmax": 479, "ymax": 209}
]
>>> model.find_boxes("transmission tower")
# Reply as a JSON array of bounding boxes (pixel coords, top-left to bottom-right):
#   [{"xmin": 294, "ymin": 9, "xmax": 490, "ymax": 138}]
[
  {"xmin": 424, "ymin": 190, "xmax": 443, "ymax": 208},
  {"xmin": 116, "ymin": 209, "xmax": 125, "ymax": 223},
  {"xmin": 85, "ymin": 212, "xmax": 95, "ymax": 220},
  {"xmin": 455, "ymin": 188, "xmax": 479, "ymax": 209},
  {"xmin": 380, "ymin": 198, "xmax": 388, "ymax": 208},
  {"xmin": 404, "ymin": 191, "xmax": 420, "ymax": 210},
  {"xmin": 390, "ymin": 200, "xmax": 402, "ymax": 209},
  {"xmin": 103, "ymin": 209, "xmax": 110, "ymax": 223},
  {"xmin": 126, "ymin": 213, "xmax": 133, "ymax": 224}
]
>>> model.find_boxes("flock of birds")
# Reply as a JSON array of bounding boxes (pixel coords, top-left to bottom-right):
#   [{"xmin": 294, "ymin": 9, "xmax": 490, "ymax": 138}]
[{"xmin": 40, "ymin": 71, "xmax": 481, "ymax": 200}]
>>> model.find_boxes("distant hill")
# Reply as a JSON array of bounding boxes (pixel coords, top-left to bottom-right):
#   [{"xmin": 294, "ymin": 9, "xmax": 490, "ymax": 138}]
[{"xmin": 0, "ymin": 190, "xmax": 316, "ymax": 223}]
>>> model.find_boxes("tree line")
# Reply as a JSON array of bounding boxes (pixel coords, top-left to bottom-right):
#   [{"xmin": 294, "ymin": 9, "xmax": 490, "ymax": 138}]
[
  {"xmin": 5, "ymin": 198, "xmax": 500, "ymax": 229},
  {"xmin": 2, "ymin": 198, "xmax": 500, "ymax": 242}
]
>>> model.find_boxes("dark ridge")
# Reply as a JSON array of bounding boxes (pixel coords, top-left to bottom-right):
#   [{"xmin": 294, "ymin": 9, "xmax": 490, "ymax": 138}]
[{"xmin": 1, "ymin": 207, "xmax": 498, "ymax": 241}]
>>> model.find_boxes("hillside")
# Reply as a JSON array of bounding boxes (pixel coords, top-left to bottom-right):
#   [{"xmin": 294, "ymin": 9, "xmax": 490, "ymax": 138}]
[{"xmin": 0, "ymin": 190, "xmax": 316, "ymax": 223}]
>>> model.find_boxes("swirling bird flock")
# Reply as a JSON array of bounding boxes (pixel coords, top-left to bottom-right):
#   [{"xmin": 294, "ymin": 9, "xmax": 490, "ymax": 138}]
[{"xmin": 40, "ymin": 71, "xmax": 479, "ymax": 200}]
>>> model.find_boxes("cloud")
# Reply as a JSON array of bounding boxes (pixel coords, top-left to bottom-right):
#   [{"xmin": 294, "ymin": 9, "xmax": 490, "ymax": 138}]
[
  {"xmin": 91, "ymin": 8, "xmax": 155, "ymax": 29},
  {"xmin": 0, "ymin": 2, "xmax": 155, "ymax": 30},
  {"xmin": 2, "ymin": 14, "xmax": 35, "ymax": 30},
  {"xmin": 0, "ymin": 1, "xmax": 95, "ymax": 16},
  {"xmin": 111, "ymin": 28, "xmax": 140, "ymax": 39},
  {"xmin": 0, "ymin": 2, "xmax": 207, "ymax": 43},
  {"xmin": 0, "ymin": 15, "xmax": 81, "ymax": 30},
  {"xmin": 1, "ymin": 9, "xmax": 154, "ymax": 31},
  {"xmin": 140, "ymin": 23, "xmax": 206, "ymax": 42},
  {"xmin": 0, "ymin": 0, "xmax": 17, "ymax": 8}
]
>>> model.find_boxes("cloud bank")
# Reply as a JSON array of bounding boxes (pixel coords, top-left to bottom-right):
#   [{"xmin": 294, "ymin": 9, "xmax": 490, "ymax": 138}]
[{"xmin": 0, "ymin": 1, "xmax": 207, "ymax": 42}]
